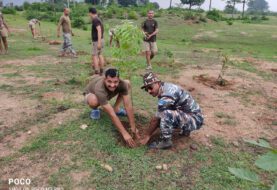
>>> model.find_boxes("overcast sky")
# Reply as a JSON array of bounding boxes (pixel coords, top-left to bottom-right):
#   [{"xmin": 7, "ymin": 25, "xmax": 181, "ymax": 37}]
[
  {"xmin": 150, "ymin": 0, "xmax": 277, "ymax": 12},
  {"xmin": 2, "ymin": 0, "xmax": 277, "ymax": 12}
]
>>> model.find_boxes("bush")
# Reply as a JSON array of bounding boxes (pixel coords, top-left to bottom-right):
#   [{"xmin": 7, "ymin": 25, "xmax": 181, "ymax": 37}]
[
  {"xmin": 82, "ymin": 25, "xmax": 88, "ymax": 31},
  {"xmin": 184, "ymin": 11, "xmax": 197, "ymax": 20},
  {"xmin": 206, "ymin": 9, "xmax": 223, "ymax": 21},
  {"xmin": 72, "ymin": 17, "xmax": 85, "ymax": 28},
  {"xmin": 140, "ymin": 10, "xmax": 147, "ymax": 17},
  {"xmin": 116, "ymin": 11, "xmax": 127, "ymax": 19},
  {"xmin": 261, "ymin": 15, "xmax": 269, "ymax": 20},
  {"xmin": 226, "ymin": 19, "xmax": 233, "ymax": 25},
  {"xmin": 154, "ymin": 11, "xmax": 161, "ymax": 18},
  {"xmin": 23, "ymin": 2, "xmax": 31, "ymax": 10},
  {"xmin": 2, "ymin": 8, "xmax": 16, "ymax": 15},
  {"xmin": 14, "ymin": 6, "xmax": 24, "ymax": 11},
  {"xmin": 25, "ymin": 10, "xmax": 59, "ymax": 22},
  {"xmin": 103, "ymin": 10, "xmax": 113, "ymax": 19},
  {"xmin": 128, "ymin": 11, "xmax": 138, "ymax": 20},
  {"xmin": 199, "ymin": 15, "xmax": 207, "ymax": 22},
  {"xmin": 251, "ymin": 15, "xmax": 259, "ymax": 20}
]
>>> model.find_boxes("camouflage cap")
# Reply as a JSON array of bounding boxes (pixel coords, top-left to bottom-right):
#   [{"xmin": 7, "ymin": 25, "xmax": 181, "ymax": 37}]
[{"xmin": 141, "ymin": 72, "xmax": 161, "ymax": 89}]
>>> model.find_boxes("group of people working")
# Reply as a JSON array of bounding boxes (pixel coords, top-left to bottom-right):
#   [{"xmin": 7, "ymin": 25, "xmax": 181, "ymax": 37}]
[{"xmin": 0, "ymin": 7, "xmax": 204, "ymax": 149}]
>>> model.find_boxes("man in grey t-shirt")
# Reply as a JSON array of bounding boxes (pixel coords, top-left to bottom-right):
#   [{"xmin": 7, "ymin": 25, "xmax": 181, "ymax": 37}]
[{"xmin": 141, "ymin": 10, "xmax": 159, "ymax": 70}]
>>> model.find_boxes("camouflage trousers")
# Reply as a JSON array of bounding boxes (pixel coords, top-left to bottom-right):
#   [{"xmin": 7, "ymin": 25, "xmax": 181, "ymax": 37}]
[
  {"xmin": 158, "ymin": 110, "xmax": 204, "ymax": 139},
  {"xmin": 61, "ymin": 33, "xmax": 76, "ymax": 55}
]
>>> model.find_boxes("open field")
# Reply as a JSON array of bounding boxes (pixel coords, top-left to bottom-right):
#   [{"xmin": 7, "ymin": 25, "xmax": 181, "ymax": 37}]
[{"xmin": 0, "ymin": 13, "xmax": 276, "ymax": 189}]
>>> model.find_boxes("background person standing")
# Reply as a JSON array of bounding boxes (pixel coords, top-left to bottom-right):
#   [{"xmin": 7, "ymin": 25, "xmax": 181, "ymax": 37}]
[
  {"xmin": 141, "ymin": 10, "xmax": 159, "ymax": 70},
  {"xmin": 0, "ymin": 12, "xmax": 10, "ymax": 54},
  {"xmin": 28, "ymin": 18, "xmax": 40, "ymax": 39},
  {"xmin": 89, "ymin": 7, "xmax": 105, "ymax": 75},
  {"xmin": 57, "ymin": 8, "xmax": 77, "ymax": 57}
]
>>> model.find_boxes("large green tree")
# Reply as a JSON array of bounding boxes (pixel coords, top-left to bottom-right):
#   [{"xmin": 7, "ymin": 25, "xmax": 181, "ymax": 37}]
[
  {"xmin": 247, "ymin": 0, "xmax": 269, "ymax": 13},
  {"xmin": 117, "ymin": 0, "xmax": 137, "ymax": 6},
  {"xmin": 180, "ymin": 0, "xmax": 205, "ymax": 9},
  {"xmin": 85, "ymin": 0, "xmax": 100, "ymax": 4},
  {"xmin": 226, "ymin": 0, "xmax": 241, "ymax": 18}
]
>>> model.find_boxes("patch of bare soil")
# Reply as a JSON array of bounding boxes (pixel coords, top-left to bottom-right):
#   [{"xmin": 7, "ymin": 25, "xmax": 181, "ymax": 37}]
[
  {"xmin": 231, "ymin": 56, "xmax": 277, "ymax": 73},
  {"xmin": 162, "ymin": 65, "xmax": 276, "ymax": 147},
  {"xmin": 76, "ymin": 51, "xmax": 89, "ymax": 56},
  {"xmin": 192, "ymin": 31, "xmax": 218, "ymax": 40},
  {"xmin": 71, "ymin": 171, "xmax": 91, "ymax": 186},
  {"xmin": 10, "ymin": 28, "xmax": 27, "ymax": 33},
  {"xmin": 0, "ymin": 93, "xmax": 38, "ymax": 157},
  {"xmin": 0, "ymin": 93, "xmax": 38, "ymax": 131},
  {"xmin": 201, "ymin": 48, "xmax": 221, "ymax": 53},
  {"xmin": 0, "ymin": 155, "xmax": 53, "ymax": 186},
  {"xmin": 0, "ymin": 108, "xmax": 81, "ymax": 158},
  {"xmin": 0, "ymin": 151, "xmax": 74, "ymax": 187},
  {"xmin": 41, "ymin": 92, "xmax": 65, "ymax": 101},
  {"xmin": 120, "ymin": 120, "xmax": 203, "ymax": 152},
  {"xmin": 48, "ymin": 40, "xmax": 62, "ymax": 45},
  {"xmin": 193, "ymin": 74, "xmax": 235, "ymax": 90},
  {"xmin": 0, "ymin": 55, "xmax": 60, "ymax": 67}
]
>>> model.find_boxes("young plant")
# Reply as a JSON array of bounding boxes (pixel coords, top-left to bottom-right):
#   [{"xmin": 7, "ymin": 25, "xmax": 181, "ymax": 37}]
[
  {"xmin": 217, "ymin": 55, "xmax": 230, "ymax": 86},
  {"xmin": 110, "ymin": 20, "xmax": 144, "ymax": 78}
]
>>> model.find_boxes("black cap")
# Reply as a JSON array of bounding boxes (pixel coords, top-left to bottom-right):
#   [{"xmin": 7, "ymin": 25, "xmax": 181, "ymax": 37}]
[{"xmin": 89, "ymin": 7, "xmax": 97, "ymax": 14}]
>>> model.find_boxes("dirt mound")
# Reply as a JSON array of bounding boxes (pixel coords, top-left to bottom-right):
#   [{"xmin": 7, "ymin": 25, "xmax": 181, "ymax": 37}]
[
  {"xmin": 77, "ymin": 51, "xmax": 89, "ymax": 55},
  {"xmin": 193, "ymin": 74, "xmax": 235, "ymax": 90},
  {"xmin": 48, "ymin": 40, "xmax": 62, "ymax": 45}
]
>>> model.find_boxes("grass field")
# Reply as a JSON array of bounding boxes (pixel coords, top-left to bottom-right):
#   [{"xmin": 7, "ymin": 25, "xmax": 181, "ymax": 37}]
[{"xmin": 0, "ymin": 12, "xmax": 276, "ymax": 190}]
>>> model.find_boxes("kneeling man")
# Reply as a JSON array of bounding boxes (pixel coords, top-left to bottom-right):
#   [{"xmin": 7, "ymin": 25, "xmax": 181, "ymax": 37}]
[
  {"xmin": 140, "ymin": 72, "xmax": 204, "ymax": 149},
  {"xmin": 84, "ymin": 68, "xmax": 139, "ymax": 147}
]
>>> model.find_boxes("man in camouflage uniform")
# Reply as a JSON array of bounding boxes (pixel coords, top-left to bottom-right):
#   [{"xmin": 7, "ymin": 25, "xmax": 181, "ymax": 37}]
[
  {"xmin": 139, "ymin": 72, "xmax": 204, "ymax": 149},
  {"xmin": 57, "ymin": 8, "xmax": 77, "ymax": 57}
]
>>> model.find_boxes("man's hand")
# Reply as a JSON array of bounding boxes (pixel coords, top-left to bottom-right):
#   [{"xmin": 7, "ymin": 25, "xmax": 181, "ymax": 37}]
[
  {"xmin": 57, "ymin": 32, "xmax": 60, "ymax": 38},
  {"xmin": 131, "ymin": 128, "xmax": 141, "ymax": 139},
  {"xmin": 147, "ymin": 34, "xmax": 152, "ymax": 40},
  {"xmin": 123, "ymin": 133, "xmax": 136, "ymax": 148},
  {"xmin": 139, "ymin": 135, "xmax": 150, "ymax": 145},
  {"xmin": 97, "ymin": 42, "xmax": 101, "ymax": 50},
  {"xmin": 71, "ymin": 32, "xmax": 74, "ymax": 36}
]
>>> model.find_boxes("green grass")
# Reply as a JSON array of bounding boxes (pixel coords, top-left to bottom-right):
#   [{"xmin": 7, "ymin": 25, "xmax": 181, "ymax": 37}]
[
  {"xmin": 0, "ymin": 12, "xmax": 276, "ymax": 189},
  {"xmin": 12, "ymin": 117, "xmax": 269, "ymax": 189}
]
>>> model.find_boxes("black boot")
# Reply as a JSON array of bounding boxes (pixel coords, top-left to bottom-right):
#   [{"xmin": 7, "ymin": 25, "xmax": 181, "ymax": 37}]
[
  {"xmin": 149, "ymin": 139, "xmax": 173, "ymax": 149},
  {"xmin": 179, "ymin": 129, "xmax": 191, "ymax": 137}
]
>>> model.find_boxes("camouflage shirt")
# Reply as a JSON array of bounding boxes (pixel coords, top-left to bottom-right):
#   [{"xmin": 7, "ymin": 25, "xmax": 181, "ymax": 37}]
[{"xmin": 157, "ymin": 82, "xmax": 202, "ymax": 114}]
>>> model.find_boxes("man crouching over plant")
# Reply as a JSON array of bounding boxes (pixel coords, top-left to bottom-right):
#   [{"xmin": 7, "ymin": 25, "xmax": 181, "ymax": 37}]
[
  {"xmin": 83, "ymin": 68, "xmax": 140, "ymax": 147},
  {"xmin": 139, "ymin": 72, "xmax": 204, "ymax": 149}
]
